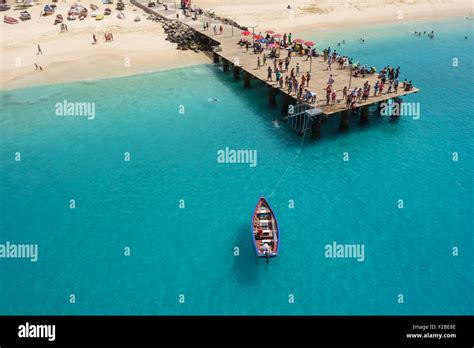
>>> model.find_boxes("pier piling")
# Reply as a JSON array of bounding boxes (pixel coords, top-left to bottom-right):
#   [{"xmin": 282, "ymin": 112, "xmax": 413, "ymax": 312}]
[
  {"xmin": 223, "ymin": 59, "xmax": 229, "ymax": 72},
  {"xmin": 339, "ymin": 110, "xmax": 350, "ymax": 130},
  {"xmin": 311, "ymin": 117, "xmax": 321, "ymax": 139},
  {"xmin": 233, "ymin": 65, "xmax": 240, "ymax": 80},
  {"xmin": 213, "ymin": 52, "xmax": 220, "ymax": 64},
  {"xmin": 268, "ymin": 88, "xmax": 277, "ymax": 107},
  {"xmin": 360, "ymin": 105, "xmax": 369, "ymax": 124},
  {"xmin": 281, "ymin": 94, "xmax": 292, "ymax": 117},
  {"xmin": 243, "ymin": 72, "xmax": 251, "ymax": 88}
]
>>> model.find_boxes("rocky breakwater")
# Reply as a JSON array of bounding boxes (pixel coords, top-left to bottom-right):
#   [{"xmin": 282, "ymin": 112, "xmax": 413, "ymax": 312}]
[{"xmin": 162, "ymin": 20, "xmax": 211, "ymax": 52}]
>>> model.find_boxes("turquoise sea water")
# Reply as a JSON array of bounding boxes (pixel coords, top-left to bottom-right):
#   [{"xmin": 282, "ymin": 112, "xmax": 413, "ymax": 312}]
[{"xmin": 1, "ymin": 17, "xmax": 473, "ymax": 315}]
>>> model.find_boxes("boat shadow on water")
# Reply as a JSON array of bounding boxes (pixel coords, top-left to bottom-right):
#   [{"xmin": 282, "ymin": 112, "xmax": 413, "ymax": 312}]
[{"xmin": 232, "ymin": 224, "xmax": 263, "ymax": 284}]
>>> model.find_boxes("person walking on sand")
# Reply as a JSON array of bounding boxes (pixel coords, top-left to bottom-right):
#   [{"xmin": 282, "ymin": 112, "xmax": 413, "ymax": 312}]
[
  {"xmin": 34, "ymin": 63, "xmax": 39, "ymax": 71},
  {"xmin": 296, "ymin": 62, "xmax": 300, "ymax": 76},
  {"xmin": 306, "ymin": 72, "xmax": 311, "ymax": 87},
  {"xmin": 37, "ymin": 44, "xmax": 42, "ymax": 55},
  {"xmin": 93, "ymin": 34, "xmax": 97, "ymax": 45},
  {"xmin": 213, "ymin": 25, "xmax": 217, "ymax": 35},
  {"xmin": 219, "ymin": 25, "xmax": 223, "ymax": 35},
  {"xmin": 257, "ymin": 56, "xmax": 261, "ymax": 69},
  {"xmin": 327, "ymin": 74, "xmax": 334, "ymax": 86}
]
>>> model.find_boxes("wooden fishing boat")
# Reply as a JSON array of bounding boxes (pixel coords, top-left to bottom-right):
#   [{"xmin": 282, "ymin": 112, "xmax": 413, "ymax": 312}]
[
  {"xmin": 251, "ymin": 196, "xmax": 279, "ymax": 261},
  {"xmin": 20, "ymin": 11, "xmax": 31, "ymax": 21},
  {"xmin": 90, "ymin": 4, "xmax": 99, "ymax": 11},
  {"xmin": 43, "ymin": 4, "xmax": 55, "ymax": 16},
  {"xmin": 95, "ymin": 14, "xmax": 104, "ymax": 20},
  {"xmin": 67, "ymin": 11, "xmax": 76, "ymax": 20},
  {"xmin": 0, "ymin": 4, "xmax": 11, "ymax": 12},
  {"xmin": 54, "ymin": 13, "xmax": 63, "ymax": 24},
  {"xmin": 116, "ymin": 0, "xmax": 124, "ymax": 11},
  {"xmin": 104, "ymin": 8, "xmax": 111, "ymax": 15},
  {"xmin": 4, "ymin": 15, "xmax": 19, "ymax": 24}
]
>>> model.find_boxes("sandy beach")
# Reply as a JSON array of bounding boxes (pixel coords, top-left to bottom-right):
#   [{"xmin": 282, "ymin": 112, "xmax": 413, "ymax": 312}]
[{"xmin": 0, "ymin": 0, "xmax": 472, "ymax": 90}]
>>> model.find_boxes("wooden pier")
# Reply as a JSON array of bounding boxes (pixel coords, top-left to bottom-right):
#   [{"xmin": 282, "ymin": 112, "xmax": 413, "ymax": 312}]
[{"xmin": 134, "ymin": 0, "xmax": 420, "ymax": 136}]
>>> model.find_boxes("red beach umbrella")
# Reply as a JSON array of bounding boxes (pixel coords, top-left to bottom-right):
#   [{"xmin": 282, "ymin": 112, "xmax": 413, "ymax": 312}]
[
  {"xmin": 272, "ymin": 33, "xmax": 282, "ymax": 38},
  {"xmin": 293, "ymin": 38, "xmax": 305, "ymax": 43},
  {"xmin": 305, "ymin": 40, "xmax": 315, "ymax": 46},
  {"xmin": 254, "ymin": 34, "xmax": 263, "ymax": 40},
  {"xmin": 242, "ymin": 31, "xmax": 251, "ymax": 36},
  {"xmin": 265, "ymin": 30, "xmax": 275, "ymax": 34}
]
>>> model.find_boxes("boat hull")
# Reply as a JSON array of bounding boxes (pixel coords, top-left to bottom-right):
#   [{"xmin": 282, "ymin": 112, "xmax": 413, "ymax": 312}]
[{"xmin": 251, "ymin": 197, "xmax": 279, "ymax": 258}]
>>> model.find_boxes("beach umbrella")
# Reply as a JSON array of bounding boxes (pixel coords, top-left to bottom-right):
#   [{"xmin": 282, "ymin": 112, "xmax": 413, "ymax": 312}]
[
  {"xmin": 305, "ymin": 41, "xmax": 315, "ymax": 46},
  {"xmin": 257, "ymin": 38, "xmax": 268, "ymax": 43},
  {"xmin": 254, "ymin": 34, "xmax": 263, "ymax": 40},
  {"xmin": 265, "ymin": 30, "xmax": 275, "ymax": 34},
  {"xmin": 242, "ymin": 31, "xmax": 251, "ymax": 36},
  {"xmin": 293, "ymin": 38, "xmax": 305, "ymax": 43},
  {"xmin": 268, "ymin": 43, "xmax": 280, "ymax": 48},
  {"xmin": 272, "ymin": 33, "xmax": 282, "ymax": 38}
]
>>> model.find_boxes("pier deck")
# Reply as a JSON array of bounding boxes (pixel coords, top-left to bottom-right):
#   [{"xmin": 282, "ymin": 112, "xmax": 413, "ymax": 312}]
[{"xmin": 136, "ymin": 0, "xmax": 419, "ymax": 117}]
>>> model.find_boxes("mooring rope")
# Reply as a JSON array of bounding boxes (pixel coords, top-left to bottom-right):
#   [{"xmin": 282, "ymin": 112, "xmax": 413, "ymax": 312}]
[{"xmin": 268, "ymin": 126, "xmax": 307, "ymax": 198}]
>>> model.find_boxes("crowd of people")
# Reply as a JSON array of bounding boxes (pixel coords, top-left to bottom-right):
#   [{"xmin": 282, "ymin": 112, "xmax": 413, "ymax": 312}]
[{"xmin": 235, "ymin": 30, "xmax": 413, "ymax": 109}]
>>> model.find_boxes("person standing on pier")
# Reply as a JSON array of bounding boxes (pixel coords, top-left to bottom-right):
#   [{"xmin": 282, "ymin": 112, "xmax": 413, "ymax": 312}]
[
  {"xmin": 285, "ymin": 57, "xmax": 290, "ymax": 72},
  {"xmin": 394, "ymin": 77, "xmax": 399, "ymax": 93},
  {"xmin": 301, "ymin": 74, "xmax": 306, "ymax": 87},
  {"xmin": 267, "ymin": 66, "xmax": 273, "ymax": 81},
  {"xmin": 379, "ymin": 81, "xmax": 385, "ymax": 96},
  {"xmin": 296, "ymin": 62, "xmax": 300, "ymax": 76},
  {"xmin": 213, "ymin": 25, "xmax": 217, "ymax": 35},
  {"xmin": 331, "ymin": 90, "xmax": 337, "ymax": 105},
  {"xmin": 257, "ymin": 56, "xmax": 261, "ymax": 69},
  {"xmin": 263, "ymin": 55, "xmax": 267, "ymax": 66},
  {"xmin": 326, "ymin": 86, "xmax": 331, "ymax": 105},
  {"xmin": 374, "ymin": 81, "xmax": 379, "ymax": 96},
  {"xmin": 288, "ymin": 33, "xmax": 292, "ymax": 44},
  {"xmin": 342, "ymin": 86, "xmax": 348, "ymax": 101},
  {"xmin": 219, "ymin": 25, "xmax": 223, "ymax": 35}
]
